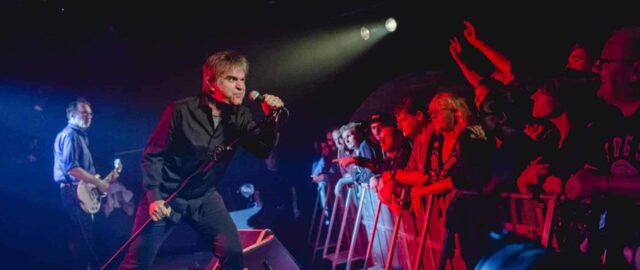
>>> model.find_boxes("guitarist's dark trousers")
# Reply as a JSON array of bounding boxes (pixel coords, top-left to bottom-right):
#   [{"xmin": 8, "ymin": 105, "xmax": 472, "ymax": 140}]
[
  {"xmin": 119, "ymin": 191, "xmax": 243, "ymax": 270},
  {"xmin": 60, "ymin": 183, "xmax": 101, "ymax": 270}
]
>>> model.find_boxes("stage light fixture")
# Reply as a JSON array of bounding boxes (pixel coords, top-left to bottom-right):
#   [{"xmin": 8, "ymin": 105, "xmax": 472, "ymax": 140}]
[
  {"xmin": 385, "ymin": 17, "xmax": 397, "ymax": 32},
  {"xmin": 360, "ymin": 27, "xmax": 371, "ymax": 40}
]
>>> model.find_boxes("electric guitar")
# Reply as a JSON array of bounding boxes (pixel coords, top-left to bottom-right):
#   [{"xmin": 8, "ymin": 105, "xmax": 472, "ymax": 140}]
[{"xmin": 77, "ymin": 158, "xmax": 123, "ymax": 214}]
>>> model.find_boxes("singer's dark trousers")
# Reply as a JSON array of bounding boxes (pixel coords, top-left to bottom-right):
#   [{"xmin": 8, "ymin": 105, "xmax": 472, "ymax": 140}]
[{"xmin": 119, "ymin": 191, "xmax": 243, "ymax": 270}]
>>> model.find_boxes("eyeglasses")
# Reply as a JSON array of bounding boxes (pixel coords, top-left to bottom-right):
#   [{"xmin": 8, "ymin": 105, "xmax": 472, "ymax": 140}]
[
  {"xmin": 428, "ymin": 107, "xmax": 453, "ymax": 119},
  {"xmin": 594, "ymin": 58, "xmax": 640, "ymax": 66},
  {"xmin": 75, "ymin": 110, "xmax": 94, "ymax": 117}
]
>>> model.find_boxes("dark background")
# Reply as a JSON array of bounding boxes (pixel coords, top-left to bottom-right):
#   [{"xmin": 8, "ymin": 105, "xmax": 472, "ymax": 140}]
[{"xmin": 1, "ymin": 1, "xmax": 639, "ymax": 268}]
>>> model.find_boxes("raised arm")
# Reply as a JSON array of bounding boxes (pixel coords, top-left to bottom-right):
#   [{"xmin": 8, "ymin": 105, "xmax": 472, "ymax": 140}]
[
  {"xmin": 463, "ymin": 21, "xmax": 515, "ymax": 84},
  {"xmin": 449, "ymin": 36, "xmax": 484, "ymax": 87}
]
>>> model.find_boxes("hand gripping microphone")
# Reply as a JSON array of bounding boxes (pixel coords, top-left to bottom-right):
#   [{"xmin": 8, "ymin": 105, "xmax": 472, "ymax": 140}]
[
  {"xmin": 248, "ymin": 90, "xmax": 289, "ymax": 122},
  {"xmin": 248, "ymin": 90, "xmax": 288, "ymax": 111}
]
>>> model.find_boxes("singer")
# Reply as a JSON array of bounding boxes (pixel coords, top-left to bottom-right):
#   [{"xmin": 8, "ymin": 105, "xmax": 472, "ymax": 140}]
[{"xmin": 119, "ymin": 50, "xmax": 284, "ymax": 270}]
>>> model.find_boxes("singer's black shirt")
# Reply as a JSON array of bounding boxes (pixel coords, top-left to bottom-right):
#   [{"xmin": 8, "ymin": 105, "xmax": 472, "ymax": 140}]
[{"xmin": 142, "ymin": 94, "xmax": 278, "ymax": 215}]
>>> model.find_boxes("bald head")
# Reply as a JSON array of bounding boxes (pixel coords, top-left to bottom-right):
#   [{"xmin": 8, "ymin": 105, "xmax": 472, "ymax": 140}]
[{"xmin": 601, "ymin": 26, "xmax": 640, "ymax": 60}]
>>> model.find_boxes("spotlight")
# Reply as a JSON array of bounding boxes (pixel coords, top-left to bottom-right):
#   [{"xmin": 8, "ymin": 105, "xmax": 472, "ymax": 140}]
[
  {"xmin": 385, "ymin": 17, "xmax": 397, "ymax": 32},
  {"xmin": 360, "ymin": 26, "xmax": 371, "ymax": 40}
]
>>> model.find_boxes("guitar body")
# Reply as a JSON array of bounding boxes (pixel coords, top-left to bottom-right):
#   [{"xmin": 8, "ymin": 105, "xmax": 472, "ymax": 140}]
[
  {"xmin": 77, "ymin": 158, "xmax": 122, "ymax": 214},
  {"xmin": 77, "ymin": 181, "xmax": 105, "ymax": 214}
]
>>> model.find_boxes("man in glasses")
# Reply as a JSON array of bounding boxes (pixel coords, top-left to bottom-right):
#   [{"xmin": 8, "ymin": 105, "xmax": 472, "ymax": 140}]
[
  {"xmin": 566, "ymin": 26, "xmax": 640, "ymax": 268},
  {"xmin": 54, "ymin": 98, "xmax": 112, "ymax": 270}
]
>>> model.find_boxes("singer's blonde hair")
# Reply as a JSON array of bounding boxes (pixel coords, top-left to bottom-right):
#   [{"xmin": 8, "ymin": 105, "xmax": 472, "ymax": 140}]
[{"xmin": 202, "ymin": 50, "xmax": 249, "ymax": 92}]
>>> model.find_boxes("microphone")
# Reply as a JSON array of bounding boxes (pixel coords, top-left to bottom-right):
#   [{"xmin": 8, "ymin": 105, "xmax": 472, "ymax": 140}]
[{"xmin": 248, "ymin": 90, "xmax": 266, "ymax": 103}]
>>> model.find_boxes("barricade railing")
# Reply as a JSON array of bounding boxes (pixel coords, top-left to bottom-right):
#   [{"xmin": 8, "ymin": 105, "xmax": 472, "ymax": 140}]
[{"xmin": 312, "ymin": 188, "xmax": 563, "ymax": 270}]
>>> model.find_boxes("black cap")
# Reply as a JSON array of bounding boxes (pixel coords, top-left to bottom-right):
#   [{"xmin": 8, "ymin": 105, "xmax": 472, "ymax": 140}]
[{"xmin": 369, "ymin": 112, "xmax": 395, "ymax": 127}]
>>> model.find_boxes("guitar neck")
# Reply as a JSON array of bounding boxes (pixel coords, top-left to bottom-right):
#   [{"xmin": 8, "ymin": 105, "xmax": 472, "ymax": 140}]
[
  {"xmin": 105, "ymin": 168, "xmax": 122, "ymax": 183},
  {"xmin": 102, "ymin": 158, "xmax": 122, "ymax": 184}
]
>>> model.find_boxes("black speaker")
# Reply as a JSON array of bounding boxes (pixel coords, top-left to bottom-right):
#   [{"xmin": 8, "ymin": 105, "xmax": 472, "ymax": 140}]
[{"xmin": 209, "ymin": 229, "xmax": 300, "ymax": 270}]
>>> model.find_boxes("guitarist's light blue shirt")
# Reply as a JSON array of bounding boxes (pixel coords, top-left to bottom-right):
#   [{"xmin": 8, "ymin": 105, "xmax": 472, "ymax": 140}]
[{"xmin": 53, "ymin": 123, "xmax": 96, "ymax": 183}]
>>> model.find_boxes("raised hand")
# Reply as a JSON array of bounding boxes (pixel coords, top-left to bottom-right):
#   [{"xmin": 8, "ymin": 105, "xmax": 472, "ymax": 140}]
[
  {"xmin": 463, "ymin": 20, "xmax": 478, "ymax": 44},
  {"xmin": 449, "ymin": 37, "xmax": 462, "ymax": 59}
]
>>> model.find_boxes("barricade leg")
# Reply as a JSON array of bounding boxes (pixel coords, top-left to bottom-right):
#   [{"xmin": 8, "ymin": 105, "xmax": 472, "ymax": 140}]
[
  {"xmin": 413, "ymin": 195, "xmax": 435, "ymax": 270},
  {"xmin": 319, "ymin": 187, "xmax": 344, "ymax": 268},
  {"xmin": 363, "ymin": 198, "xmax": 383, "ymax": 269},
  {"xmin": 311, "ymin": 183, "xmax": 334, "ymax": 267},
  {"xmin": 384, "ymin": 188, "xmax": 408, "ymax": 270},
  {"xmin": 331, "ymin": 185, "xmax": 354, "ymax": 270},
  {"xmin": 346, "ymin": 184, "xmax": 367, "ymax": 270},
  {"xmin": 308, "ymin": 187, "xmax": 321, "ymax": 244}
]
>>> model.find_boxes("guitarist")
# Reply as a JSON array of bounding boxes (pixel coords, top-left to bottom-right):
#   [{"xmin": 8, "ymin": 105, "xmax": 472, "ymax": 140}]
[
  {"xmin": 119, "ymin": 50, "xmax": 283, "ymax": 270},
  {"xmin": 54, "ymin": 98, "xmax": 119, "ymax": 270}
]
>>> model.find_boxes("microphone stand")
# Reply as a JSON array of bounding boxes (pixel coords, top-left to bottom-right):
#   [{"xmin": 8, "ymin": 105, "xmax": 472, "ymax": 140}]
[{"xmin": 100, "ymin": 107, "xmax": 284, "ymax": 270}]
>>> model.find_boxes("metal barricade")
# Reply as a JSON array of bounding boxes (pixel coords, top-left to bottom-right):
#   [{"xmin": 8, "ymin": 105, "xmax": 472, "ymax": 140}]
[
  {"xmin": 313, "ymin": 188, "xmax": 562, "ymax": 270},
  {"xmin": 310, "ymin": 181, "xmax": 335, "ymax": 268}
]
